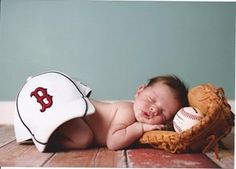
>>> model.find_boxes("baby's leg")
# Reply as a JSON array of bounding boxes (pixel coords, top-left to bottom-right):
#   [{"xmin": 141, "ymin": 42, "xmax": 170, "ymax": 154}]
[{"xmin": 48, "ymin": 118, "xmax": 94, "ymax": 150}]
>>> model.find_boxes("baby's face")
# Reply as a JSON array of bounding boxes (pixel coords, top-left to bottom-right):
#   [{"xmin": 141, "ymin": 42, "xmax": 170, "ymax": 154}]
[{"xmin": 133, "ymin": 82, "xmax": 181, "ymax": 125}]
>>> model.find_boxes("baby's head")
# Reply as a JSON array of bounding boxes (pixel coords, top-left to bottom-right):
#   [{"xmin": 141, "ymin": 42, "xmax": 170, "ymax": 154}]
[{"xmin": 133, "ymin": 75, "xmax": 188, "ymax": 125}]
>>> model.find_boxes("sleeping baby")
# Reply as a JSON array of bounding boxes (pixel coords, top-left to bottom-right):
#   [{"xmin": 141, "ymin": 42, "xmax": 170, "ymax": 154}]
[{"xmin": 14, "ymin": 71, "xmax": 188, "ymax": 152}]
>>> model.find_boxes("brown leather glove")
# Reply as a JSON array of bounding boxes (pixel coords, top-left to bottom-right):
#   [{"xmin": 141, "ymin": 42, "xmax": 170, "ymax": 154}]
[{"xmin": 139, "ymin": 83, "xmax": 234, "ymax": 154}]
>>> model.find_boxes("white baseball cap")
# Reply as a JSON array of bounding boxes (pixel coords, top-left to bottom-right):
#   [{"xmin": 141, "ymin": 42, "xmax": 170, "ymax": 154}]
[{"xmin": 14, "ymin": 71, "xmax": 95, "ymax": 152}]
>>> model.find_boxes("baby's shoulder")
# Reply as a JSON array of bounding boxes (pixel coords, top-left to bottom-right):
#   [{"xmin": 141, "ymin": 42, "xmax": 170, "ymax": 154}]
[
  {"xmin": 114, "ymin": 101, "xmax": 133, "ymax": 110},
  {"xmin": 113, "ymin": 101, "xmax": 135, "ymax": 120}
]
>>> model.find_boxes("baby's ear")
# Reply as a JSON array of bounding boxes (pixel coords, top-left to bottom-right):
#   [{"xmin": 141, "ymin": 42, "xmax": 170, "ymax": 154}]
[{"xmin": 135, "ymin": 84, "xmax": 146, "ymax": 98}]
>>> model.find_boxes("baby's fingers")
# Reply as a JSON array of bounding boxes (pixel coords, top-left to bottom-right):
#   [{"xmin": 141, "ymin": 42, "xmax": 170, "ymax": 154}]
[
  {"xmin": 142, "ymin": 123, "xmax": 165, "ymax": 132},
  {"xmin": 154, "ymin": 124, "xmax": 165, "ymax": 130}
]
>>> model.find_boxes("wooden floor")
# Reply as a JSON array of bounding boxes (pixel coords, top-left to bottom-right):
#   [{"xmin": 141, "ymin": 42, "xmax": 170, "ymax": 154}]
[{"xmin": 0, "ymin": 125, "xmax": 233, "ymax": 168}]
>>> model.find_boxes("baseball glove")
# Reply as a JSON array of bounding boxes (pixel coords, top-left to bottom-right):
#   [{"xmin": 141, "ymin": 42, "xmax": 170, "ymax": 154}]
[{"xmin": 139, "ymin": 83, "xmax": 234, "ymax": 155}]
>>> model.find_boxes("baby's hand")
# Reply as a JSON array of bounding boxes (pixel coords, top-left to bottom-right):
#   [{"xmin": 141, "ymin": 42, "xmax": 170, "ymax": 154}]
[{"xmin": 141, "ymin": 123, "xmax": 164, "ymax": 132}]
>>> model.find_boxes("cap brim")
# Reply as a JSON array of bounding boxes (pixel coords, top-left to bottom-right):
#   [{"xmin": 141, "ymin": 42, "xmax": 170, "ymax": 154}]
[{"xmin": 14, "ymin": 106, "xmax": 32, "ymax": 143}]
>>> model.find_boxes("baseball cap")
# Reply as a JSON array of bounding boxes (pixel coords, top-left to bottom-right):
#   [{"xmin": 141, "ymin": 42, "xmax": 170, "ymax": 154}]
[{"xmin": 14, "ymin": 71, "xmax": 95, "ymax": 152}]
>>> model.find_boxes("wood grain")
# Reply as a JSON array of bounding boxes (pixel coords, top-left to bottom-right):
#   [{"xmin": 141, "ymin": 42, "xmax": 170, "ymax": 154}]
[
  {"xmin": 0, "ymin": 125, "xmax": 15, "ymax": 147},
  {"xmin": 44, "ymin": 148, "xmax": 99, "ymax": 167},
  {"xmin": 94, "ymin": 147, "xmax": 126, "ymax": 167},
  {"xmin": 0, "ymin": 125, "xmax": 232, "ymax": 168},
  {"xmin": 127, "ymin": 148, "xmax": 219, "ymax": 168},
  {"xmin": 0, "ymin": 141, "xmax": 54, "ymax": 167}
]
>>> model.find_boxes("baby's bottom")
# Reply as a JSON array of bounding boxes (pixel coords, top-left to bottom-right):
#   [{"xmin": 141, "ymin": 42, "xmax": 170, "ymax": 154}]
[{"xmin": 47, "ymin": 118, "xmax": 94, "ymax": 151}]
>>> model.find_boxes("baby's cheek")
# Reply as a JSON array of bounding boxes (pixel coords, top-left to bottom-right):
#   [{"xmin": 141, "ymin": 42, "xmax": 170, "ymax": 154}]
[
  {"xmin": 134, "ymin": 110, "xmax": 143, "ymax": 121},
  {"xmin": 136, "ymin": 114, "xmax": 149, "ymax": 123}
]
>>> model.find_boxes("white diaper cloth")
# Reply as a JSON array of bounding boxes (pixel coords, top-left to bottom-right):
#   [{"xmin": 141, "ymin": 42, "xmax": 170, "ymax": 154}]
[{"xmin": 14, "ymin": 71, "xmax": 95, "ymax": 152}]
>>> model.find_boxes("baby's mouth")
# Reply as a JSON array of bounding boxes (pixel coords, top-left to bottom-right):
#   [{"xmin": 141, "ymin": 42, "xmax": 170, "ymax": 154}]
[
  {"xmin": 143, "ymin": 111, "xmax": 160, "ymax": 119},
  {"xmin": 143, "ymin": 112, "xmax": 149, "ymax": 117},
  {"xmin": 138, "ymin": 109, "xmax": 154, "ymax": 119},
  {"xmin": 143, "ymin": 111, "xmax": 152, "ymax": 119}
]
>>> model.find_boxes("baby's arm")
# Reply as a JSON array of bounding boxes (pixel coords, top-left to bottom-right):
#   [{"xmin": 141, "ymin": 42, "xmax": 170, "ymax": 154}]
[{"xmin": 106, "ymin": 121, "xmax": 162, "ymax": 150}]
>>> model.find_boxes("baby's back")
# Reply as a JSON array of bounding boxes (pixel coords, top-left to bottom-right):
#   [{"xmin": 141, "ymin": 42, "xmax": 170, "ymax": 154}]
[
  {"xmin": 84, "ymin": 99, "xmax": 134, "ymax": 146},
  {"xmin": 84, "ymin": 100, "xmax": 117, "ymax": 145}
]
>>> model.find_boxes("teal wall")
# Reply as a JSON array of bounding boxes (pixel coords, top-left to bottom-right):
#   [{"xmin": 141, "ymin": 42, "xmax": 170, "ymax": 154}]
[{"xmin": 0, "ymin": 0, "xmax": 235, "ymax": 100}]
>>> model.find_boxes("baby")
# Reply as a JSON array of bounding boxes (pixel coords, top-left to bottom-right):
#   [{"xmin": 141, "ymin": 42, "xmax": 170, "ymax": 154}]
[{"xmin": 47, "ymin": 75, "xmax": 188, "ymax": 151}]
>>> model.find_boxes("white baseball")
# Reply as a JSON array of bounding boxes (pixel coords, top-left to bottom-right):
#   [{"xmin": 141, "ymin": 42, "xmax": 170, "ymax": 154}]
[{"xmin": 173, "ymin": 107, "xmax": 203, "ymax": 133}]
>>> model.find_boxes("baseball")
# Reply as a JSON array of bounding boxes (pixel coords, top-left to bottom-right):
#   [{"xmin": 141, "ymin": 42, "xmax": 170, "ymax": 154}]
[{"xmin": 173, "ymin": 107, "xmax": 203, "ymax": 132}]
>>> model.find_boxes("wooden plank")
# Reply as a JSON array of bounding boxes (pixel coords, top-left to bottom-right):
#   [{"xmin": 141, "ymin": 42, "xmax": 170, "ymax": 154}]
[
  {"xmin": 45, "ymin": 147, "xmax": 127, "ymax": 167},
  {"xmin": 0, "ymin": 141, "xmax": 54, "ymax": 167},
  {"xmin": 127, "ymin": 148, "xmax": 219, "ymax": 168},
  {"xmin": 0, "ymin": 125, "xmax": 15, "ymax": 147},
  {"xmin": 206, "ymin": 150, "xmax": 234, "ymax": 169},
  {"xmin": 94, "ymin": 147, "xmax": 126, "ymax": 167},
  {"xmin": 205, "ymin": 128, "xmax": 234, "ymax": 169},
  {"xmin": 44, "ymin": 148, "xmax": 99, "ymax": 167},
  {"xmin": 0, "ymin": 126, "xmax": 232, "ymax": 168}
]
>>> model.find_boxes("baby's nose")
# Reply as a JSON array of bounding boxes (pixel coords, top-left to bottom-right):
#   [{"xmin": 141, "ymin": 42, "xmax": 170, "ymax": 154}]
[
  {"xmin": 149, "ymin": 106, "xmax": 156, "ymax": 113},
  {"xmin": 149, "ymin": 106, "xmax": 159, "ymax": 115}
]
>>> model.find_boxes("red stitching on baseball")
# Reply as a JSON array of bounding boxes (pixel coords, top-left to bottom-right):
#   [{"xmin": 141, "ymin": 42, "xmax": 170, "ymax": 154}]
[
  {"xmin": 180, "ymin": 108, "xmax": 202, "ymax": 120},
  {"xmin": 173, "ymin": 121, "xmax": 182, "ymax": 132}
]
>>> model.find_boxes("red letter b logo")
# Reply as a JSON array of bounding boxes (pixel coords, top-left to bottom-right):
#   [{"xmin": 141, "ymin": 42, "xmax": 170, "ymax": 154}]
[{"xmin": 30, "ymin": 87, "xmax": 53, "ymax": 112}]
